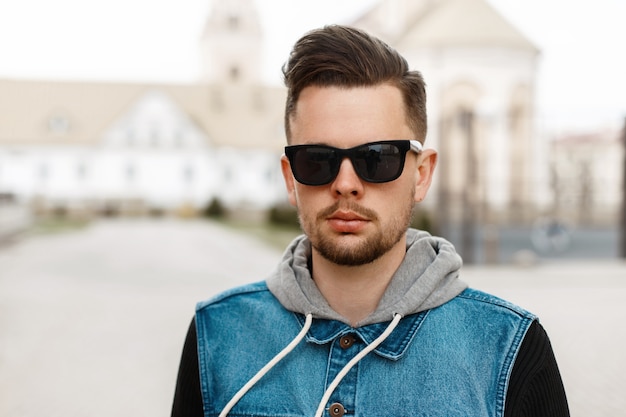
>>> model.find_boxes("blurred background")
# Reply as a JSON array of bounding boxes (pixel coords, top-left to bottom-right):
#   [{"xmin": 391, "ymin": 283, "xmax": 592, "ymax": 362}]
[{"xmin": 0, "ymin": 0, "xmax": 625, "ymax": 416}]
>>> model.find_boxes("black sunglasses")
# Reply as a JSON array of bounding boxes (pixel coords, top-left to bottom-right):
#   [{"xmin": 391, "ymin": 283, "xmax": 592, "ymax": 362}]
[{"xmin": 284, "ymin": 140, "xmax": 423, "ymax": 186}]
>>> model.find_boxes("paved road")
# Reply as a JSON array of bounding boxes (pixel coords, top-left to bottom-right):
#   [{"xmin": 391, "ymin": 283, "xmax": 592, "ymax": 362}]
[{"xmin": 0, "ymin": 219, "xmax": 624, "ymax": 417}]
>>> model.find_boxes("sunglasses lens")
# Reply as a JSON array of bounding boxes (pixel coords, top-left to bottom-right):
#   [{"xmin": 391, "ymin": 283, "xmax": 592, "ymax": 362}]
[
  {"xmin": 351, "ymin": 143, "xmax": 403, "ymax": 182},
  {"xmin": 286, "ymin": 141, "xmax": 410, "ymax": 185},
  {"xmin": 291, "ymin": 147, "xmax": 338, "ymax": 185}
]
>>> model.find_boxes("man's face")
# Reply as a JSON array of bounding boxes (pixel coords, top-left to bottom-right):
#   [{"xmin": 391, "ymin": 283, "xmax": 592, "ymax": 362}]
[{"xmin": 281, "ymin": 84, "xmax": 435, "ymax": 266}]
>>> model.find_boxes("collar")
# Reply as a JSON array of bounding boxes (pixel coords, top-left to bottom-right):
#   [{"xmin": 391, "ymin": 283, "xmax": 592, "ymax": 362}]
[{"xmin": 294, "ymin": 311, "xmax": 430, "ymax": 361}]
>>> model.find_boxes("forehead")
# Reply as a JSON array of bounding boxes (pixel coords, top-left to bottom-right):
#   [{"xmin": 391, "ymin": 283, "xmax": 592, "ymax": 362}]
[{"xmin": 289, "ymin": 84, "xmax": 412, "ymax": 147}]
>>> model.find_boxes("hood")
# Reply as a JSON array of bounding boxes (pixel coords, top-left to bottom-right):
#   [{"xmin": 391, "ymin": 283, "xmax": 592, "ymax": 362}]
[{"xmin": 266, "ymin": 228, "xmax": 467, "ymax": 327}]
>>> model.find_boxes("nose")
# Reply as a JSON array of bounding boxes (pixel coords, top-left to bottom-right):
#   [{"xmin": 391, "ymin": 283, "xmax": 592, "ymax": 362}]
[{"xmin": 331, "ymin": 158, "xmax": 364, "ymax": 197}]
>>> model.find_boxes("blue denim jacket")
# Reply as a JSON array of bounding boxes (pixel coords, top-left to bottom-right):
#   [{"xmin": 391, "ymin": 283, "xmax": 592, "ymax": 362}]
[{"xmin": 195, "ymin": 281, "xmax": 535, "ymax": 417}]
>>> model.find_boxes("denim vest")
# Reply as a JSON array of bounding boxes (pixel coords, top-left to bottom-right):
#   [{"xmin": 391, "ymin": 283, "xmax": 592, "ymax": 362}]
[{"xmin": 196, "ymin": 282, "xmax": 535, "ymax": 417}]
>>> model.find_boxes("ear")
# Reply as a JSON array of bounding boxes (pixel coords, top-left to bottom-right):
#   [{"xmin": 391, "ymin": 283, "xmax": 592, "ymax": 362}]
[
  {"xmin": 281, "ymin": 154, "xmax": 298, "ymax": 207},
  {"xmin": 414, "ymin": 149, "xmax": 437, "ymax": 203}
]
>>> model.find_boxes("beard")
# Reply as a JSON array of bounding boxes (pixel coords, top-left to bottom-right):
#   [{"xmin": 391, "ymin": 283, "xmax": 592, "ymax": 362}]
[{"xmin": 298, "ymin": 194, "xmax": 415, "ymax": 266}]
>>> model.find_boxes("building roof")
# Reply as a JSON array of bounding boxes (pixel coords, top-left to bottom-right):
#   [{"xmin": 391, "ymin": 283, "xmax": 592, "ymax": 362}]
[
  {"xmin": 0, "ymin": 79, "xmax": 144, "ymax": 145},
  {"xmin": 355, "ymin": 0, "xmax": 538, "ymax": 52},
  {"xmin": 0, "ymin": 78, "xmax": 286, "ymax": 150}
]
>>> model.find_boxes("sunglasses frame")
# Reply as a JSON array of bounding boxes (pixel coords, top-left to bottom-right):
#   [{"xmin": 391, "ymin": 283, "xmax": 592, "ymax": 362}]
[{"xmin": 284, "ymin": 140, "xmax": 423, "ymax": 186}]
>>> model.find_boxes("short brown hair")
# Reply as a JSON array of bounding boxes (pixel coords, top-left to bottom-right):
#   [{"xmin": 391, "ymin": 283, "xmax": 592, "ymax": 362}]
[{"xmin": 282, "ymin": 25, "xmax": 427, "ymax": 143}]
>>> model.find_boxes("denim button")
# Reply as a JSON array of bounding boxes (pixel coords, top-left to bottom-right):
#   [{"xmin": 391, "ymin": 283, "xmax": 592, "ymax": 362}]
[
  {"xmin": 339, "ymin": 334, "xmax": 356, "ymax": 349},
  {"xmin": 329, "ymin": 402, "xmax": 345, "ymax": 417}
]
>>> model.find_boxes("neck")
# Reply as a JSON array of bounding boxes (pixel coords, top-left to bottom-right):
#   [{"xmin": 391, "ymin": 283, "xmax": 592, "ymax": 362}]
[{"xmin": 311, "ymin": 236, "xmax": 407, "ymax": 327}]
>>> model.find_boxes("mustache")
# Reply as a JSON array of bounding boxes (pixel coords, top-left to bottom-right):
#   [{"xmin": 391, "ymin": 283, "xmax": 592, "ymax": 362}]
[{"xmin": 317, "ymin": 201, "xmax": 378, "ymax": 221}]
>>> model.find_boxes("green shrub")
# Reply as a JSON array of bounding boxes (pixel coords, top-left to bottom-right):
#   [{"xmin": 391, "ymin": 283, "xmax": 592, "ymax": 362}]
[
  {"xmin": 411, "ymin": 209, "xmax": 437, "ymax": 234},
  {"xmin": 203, "ymin": 198, "xmax": 226, "ymax": 218},
  {"xmin": 268, "ymin": 204, "xmax": 300, "ymax": 228}
]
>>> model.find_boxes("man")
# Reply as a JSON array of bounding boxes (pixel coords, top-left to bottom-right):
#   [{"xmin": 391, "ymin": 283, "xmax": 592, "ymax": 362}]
[{"xmin": 172, "ymin": 25, "xmax": 569, "ymax": 417}]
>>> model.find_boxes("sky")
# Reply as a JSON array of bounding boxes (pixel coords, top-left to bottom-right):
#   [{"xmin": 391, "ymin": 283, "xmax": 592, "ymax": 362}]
[{"xmin": 0, "ymin": 0, "xmax": 624, "ymax": 134}]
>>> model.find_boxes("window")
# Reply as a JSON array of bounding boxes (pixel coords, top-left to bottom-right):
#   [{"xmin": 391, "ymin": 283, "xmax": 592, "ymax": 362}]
[
  {"xmin": 183, "ymin": 164, "xmax": 194, "ymax": 184},
  {"xmin": 48, "ymin": 115, "xmax": 70, "ymax": 135},
  {"xmin": 125, "ymin": 163, "xmax": 136, "ymax": 182},
  {"xmin": 223, "ymin": 166, "xmax": 233, "ymax": 183},
  {"xmin": 174, "ymin": 130, "xmax": 184, "ymax": 148},
  {"xmin": 38, "ymin": 163, "xmax": 49, "ymax": 181},
  {"xmin": 150, "ymin": 129, "xmax": 159, "ymax": 148},
  {"xmin": 229, "ymin": 66, "xmax": 240, "ymax": 81},
  {"xmin": 76, "ymin": 163, "xmax": 87, "ymax": 180},
  {"xmin": 228, "ymin": 15, "xmax": 239, "ymax": 30},
  {"xmin": 126, "ymin": 129, "xmax": 136, "ymax": 147}
]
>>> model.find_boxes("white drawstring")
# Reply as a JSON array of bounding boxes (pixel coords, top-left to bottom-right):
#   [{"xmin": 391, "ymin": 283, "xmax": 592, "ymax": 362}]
[
  {"xmin": 218, "ymin": 313, "xmax": 313, "ymax": 417},
  {"xmin": 218, "ymin": 313, "xmax": 402, "ymax": 417},
  {"xmin": 313, "ymin": 313, "xmax": 403, "ymax": 417}
]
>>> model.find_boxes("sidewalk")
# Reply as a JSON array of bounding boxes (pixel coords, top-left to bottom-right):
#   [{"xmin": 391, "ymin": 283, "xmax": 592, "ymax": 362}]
[{"xmin": 0, "ymin": 219, "xmax": 624, "ymax": 417}]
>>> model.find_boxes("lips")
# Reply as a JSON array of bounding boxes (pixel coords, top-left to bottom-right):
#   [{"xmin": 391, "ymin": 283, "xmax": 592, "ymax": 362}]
[{"xmin": 327, "ymin": 211, "xmax": 369, "ymax": 233}]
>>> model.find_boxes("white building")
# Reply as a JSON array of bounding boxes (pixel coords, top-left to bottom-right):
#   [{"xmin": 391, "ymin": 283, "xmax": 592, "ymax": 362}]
[
  {"xmin": 0, "ymin": 0, "xmax": 550, "ymax": 224},
  {"xmin": 0, "ymin": 0, "xmax": 286, "ymax": 217},
  {"xmin": 355, "ymin": 0, "xmax": 543, "ymax": 225}
]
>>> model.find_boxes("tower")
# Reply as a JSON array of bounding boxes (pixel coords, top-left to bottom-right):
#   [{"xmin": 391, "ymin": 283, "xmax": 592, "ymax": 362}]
[{"xmin": 199, "ymin": 0, "xmax": 263, "ymax": 84}]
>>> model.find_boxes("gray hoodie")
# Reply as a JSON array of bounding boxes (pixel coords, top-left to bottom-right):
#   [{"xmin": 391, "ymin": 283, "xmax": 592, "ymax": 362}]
[{"xmin": 267, "ymin": 228, "xmax": 468, "ymax": 327}]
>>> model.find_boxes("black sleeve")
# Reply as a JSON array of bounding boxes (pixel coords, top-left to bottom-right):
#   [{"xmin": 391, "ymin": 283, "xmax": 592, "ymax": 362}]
[
  {"xmin": 504, "ymin": 320, "xmax": 570, "ymax": 417},
  {"xmin": 171, "ymin": 317, "xmax": 204, "ymax": 417}
]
